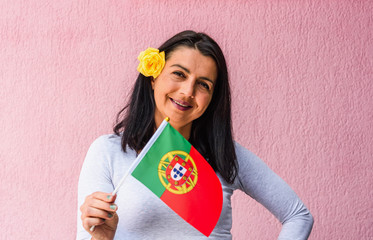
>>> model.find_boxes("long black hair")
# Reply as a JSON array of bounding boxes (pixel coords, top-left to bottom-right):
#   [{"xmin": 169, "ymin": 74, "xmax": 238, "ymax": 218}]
[{"xmin": 113, "ymin": 30, "xmax": 237, "ymax": 184}]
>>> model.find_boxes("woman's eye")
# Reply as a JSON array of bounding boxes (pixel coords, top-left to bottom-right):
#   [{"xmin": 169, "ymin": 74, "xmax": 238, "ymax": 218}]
[
  {"xmin": 173, "ymin": 71, "xmax": 185, "ymax": 78},
  {"xmin": 198, "ymin": 81, "xmax": 210, "ymax": 90}
]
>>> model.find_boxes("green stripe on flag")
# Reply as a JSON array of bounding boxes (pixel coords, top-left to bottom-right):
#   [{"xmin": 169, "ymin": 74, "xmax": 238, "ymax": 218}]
[{"xmin": 132, "ymin": 123, "xmax": 191, "ymax": 198}]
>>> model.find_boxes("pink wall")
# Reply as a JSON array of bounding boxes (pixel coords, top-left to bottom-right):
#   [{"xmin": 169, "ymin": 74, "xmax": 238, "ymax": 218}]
[{"xmin": 1, "ymin": 0, "xmax": 372, "ymax": 239}]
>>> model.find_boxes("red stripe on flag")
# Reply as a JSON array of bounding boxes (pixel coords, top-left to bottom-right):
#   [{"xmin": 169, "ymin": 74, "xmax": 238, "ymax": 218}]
[{"xmin": 160, "ymin": 146, "xmax": 223, "ymax": 236}]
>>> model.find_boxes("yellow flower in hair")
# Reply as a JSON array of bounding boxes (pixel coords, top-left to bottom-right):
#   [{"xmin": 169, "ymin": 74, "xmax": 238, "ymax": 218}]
[{"xmin": 137, "ymin": 47, "xmax": 165, "ymax": 78}]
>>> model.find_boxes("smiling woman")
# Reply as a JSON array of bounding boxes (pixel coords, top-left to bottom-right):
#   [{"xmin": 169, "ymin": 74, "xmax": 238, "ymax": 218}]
[
  {"xmin": 77, "ymin": 30, "xmax": 314, "ymax": 240},
  {"xmin": 152, "ymin": 46, "xmax": 217, "ymax": 139}
]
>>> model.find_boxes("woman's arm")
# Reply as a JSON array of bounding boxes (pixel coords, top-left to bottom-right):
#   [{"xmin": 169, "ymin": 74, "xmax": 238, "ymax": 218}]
[
  {"xmin": 234, "ymin": 142, "xmax": 314, "ymax": 239},
  {"xmin": 77, "ymin": 136, "xmax": 118, "ymax": 240}
]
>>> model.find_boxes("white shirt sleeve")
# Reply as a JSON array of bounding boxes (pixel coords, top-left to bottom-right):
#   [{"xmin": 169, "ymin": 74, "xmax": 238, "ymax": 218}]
[
  {"xmin": 234, "ymin": 142, "xmax": 314, "ymax": 240},
  {"xmin": 76, "ymin": 136, "xmax": 115, "ymax": 240}
]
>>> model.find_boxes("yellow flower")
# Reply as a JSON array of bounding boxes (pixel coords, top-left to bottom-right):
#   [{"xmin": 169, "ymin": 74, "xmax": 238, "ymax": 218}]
[{"xmin": 137, "ymin": 47, "xmax": 165, "ymax": 79}]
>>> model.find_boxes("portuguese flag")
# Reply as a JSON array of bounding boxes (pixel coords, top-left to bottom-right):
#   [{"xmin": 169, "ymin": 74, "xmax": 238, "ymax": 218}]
[{"xmin": 129, "ymin": 118, "xmax": 223, "ymax": 236}]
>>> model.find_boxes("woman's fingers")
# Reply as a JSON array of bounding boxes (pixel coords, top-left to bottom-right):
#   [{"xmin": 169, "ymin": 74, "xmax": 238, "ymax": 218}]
[
  {"xmin": 83, "ymin": 203, "xmax": 115, "ymax": 219},
  {"xmin": 88, "ymin": 198, "xmax": 117, "ymax": 213},
  {"xmin": 86, "ymin": 192, "xmax": 116, "ymax": 203},
  {"xmin": 80, "ymin": 192, "xmax": 118, "ymax": 231},
  {"xmin": 80, "ymin": 192, "xmax": 119, "ymax": 235},
  {"xmin": 94, "ymin": 192, "xmax": 117, "ymax": 202}
]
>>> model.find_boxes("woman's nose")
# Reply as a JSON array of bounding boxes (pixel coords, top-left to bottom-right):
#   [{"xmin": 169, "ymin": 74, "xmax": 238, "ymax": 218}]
[{"xmin": 180, "ymin": 79, "xmax": 195, "ymax": 97}]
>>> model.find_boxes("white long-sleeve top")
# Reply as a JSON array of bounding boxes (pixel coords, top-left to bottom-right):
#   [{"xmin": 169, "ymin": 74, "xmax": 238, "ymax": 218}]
[{"xmin": 77, "ymin": 134, "xmax": 313, "ymax": 239}]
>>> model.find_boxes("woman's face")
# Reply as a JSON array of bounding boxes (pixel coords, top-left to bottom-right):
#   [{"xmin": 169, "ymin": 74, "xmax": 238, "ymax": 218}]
[{"xmin": 151, "ymin": 46, "xmax": 217, "ymax": 138}]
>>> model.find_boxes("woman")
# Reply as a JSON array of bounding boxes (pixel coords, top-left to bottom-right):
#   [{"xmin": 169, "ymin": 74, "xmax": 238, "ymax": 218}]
[{"xmin": 77, "ymin": 30, "xmax": 314, "ymax": 240}]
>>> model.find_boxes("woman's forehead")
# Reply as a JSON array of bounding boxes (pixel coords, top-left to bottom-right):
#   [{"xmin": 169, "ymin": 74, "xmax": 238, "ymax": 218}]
[{"xmin": 165, "ymin": 47, "xmax": 217, "ymax": 81}]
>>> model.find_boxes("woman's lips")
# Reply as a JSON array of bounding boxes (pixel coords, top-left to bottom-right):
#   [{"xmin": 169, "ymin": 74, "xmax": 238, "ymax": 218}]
[{"xmin": 170, "ymin": 98, "xmax": 192, "ymax": 111}]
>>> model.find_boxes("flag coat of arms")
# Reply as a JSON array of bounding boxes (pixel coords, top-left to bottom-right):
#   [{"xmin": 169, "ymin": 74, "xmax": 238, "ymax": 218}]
[{"xmin": 129, "ymin": 118, "xmax": 223, "ymax": 236}]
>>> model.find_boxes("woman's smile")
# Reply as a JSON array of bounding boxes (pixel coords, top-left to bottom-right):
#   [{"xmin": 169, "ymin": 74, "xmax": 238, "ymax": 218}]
[{"xmin": 170, "ymin": 97, "xmax": 193, "ymax": 111}]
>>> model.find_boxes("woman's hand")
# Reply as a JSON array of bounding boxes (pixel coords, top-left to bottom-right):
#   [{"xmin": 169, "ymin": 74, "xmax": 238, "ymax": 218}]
[{"xmin": 80, "ymin": 192, "xmax": 118, "ymax": 240}]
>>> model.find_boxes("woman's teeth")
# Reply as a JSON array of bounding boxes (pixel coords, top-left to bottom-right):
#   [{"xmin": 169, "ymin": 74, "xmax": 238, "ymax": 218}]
[
  {"xmin": 171, "ymin": 98, "xmax": 191, "ymax": 108},
  {"xmin": 174, "ymin": 100, "xmax": 189, "ymax": 107}
]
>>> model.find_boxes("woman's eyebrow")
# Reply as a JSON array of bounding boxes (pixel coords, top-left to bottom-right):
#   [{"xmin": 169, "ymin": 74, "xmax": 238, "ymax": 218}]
[
  {"xmin": 170, "ymin": 64, "xmax": 214, "ymax": 84},
  {"xmin": 171, "ymin": 64, "xmax": 190, "ymax": 73}
]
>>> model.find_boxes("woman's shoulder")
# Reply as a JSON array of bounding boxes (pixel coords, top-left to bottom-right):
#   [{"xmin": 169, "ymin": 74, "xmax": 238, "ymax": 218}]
[
  {"xmin": 232, "ymin": 141, "xmax": 269, "ymax": 183},
  {"xmin": 233, "ymin": 141, "xmax": 260, "ymax": 162},
  {"xmin": 91, "ymin": 133, "xmax": 121, "ymax": 144},
  {"xmin": 87, "ymin": 133, "xmax": 123, "ymax": 154}
]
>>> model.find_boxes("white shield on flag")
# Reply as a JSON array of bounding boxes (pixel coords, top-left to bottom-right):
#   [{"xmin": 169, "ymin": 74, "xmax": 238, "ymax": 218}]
[
  {"xmin": 171, "ymin": 163, "xmax": 187, "ymax": 181},
  {"xmin": 165, "ymin": 154, "xmax": 193, "ymax": 186}
]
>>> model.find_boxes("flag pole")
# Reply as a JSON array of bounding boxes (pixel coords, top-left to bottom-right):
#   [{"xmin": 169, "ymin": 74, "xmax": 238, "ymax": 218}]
[{"xmin": 90, "ymin": 117, "xmax": 170, "ymax": 232}]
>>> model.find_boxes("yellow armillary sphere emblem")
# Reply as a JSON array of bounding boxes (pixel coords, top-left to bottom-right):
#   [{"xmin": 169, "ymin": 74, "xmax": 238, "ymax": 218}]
[{"xmin": 158, "ymin": 150, "xmax": 198, "ymax": 194}]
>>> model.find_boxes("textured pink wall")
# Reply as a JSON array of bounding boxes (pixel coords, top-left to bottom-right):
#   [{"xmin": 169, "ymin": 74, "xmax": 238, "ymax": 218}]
[{"xmin": 1, "ymin": 1, "xmax": 372, "ymax": 239}]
